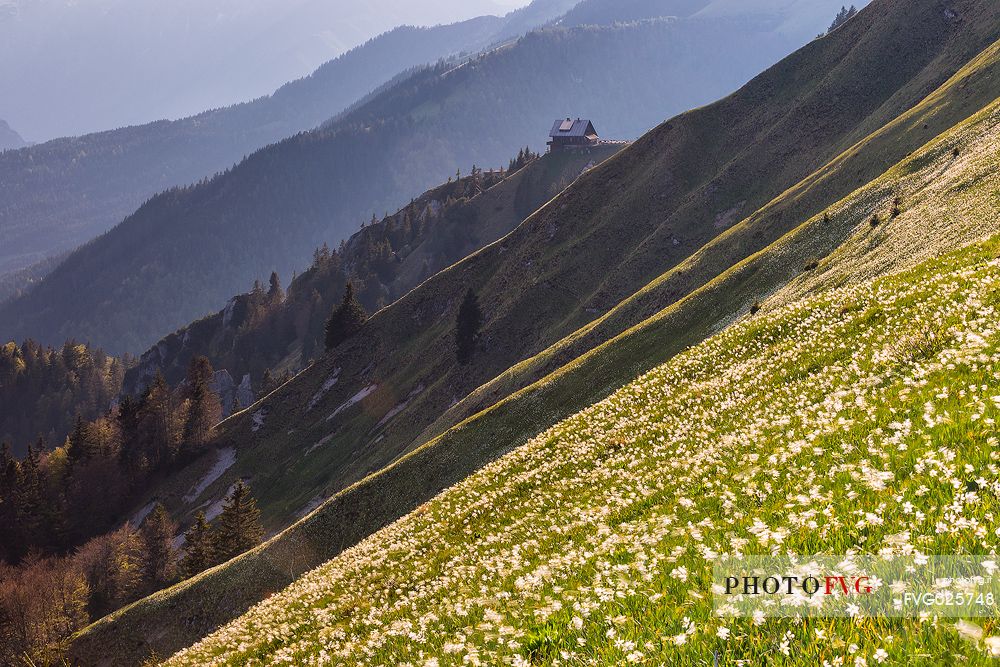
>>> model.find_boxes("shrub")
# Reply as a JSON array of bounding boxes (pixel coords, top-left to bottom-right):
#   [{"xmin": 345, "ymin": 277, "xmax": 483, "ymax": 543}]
[{"xmin": 890, "ymin": 196, "xmax": 902, "ymax": 219}]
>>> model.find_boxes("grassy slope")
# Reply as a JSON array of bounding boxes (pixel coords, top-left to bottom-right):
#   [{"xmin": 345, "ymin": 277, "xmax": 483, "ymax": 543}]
[
  {"xmin": 123, "ymin": 146, "xmax": 619, "ymax": 393},
  {"xmin": 116, "ymin": 145, "xmax": 623, "ymax": 535},
  {"xmin": 164, "ymin": 98, "xmax": 1000, "ymax": 665},
  {"xmin": 417, "ymin": 26, "xmax": 1000, "ymax": 448},
  {"xmin": 68, "ymin": 14, "xmax": 1000, "ymax": 666},
  {"xmin": 148, "ymin": 0, "xmax": 1000, "ymax": 545},
  {"xmin": 2, "ymin": 13, "xmax": 808, "ymax": 355}
]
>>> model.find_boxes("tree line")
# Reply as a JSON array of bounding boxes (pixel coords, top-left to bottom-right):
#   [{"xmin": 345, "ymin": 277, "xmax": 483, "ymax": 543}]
[
  {"xmin": 0, "ymin": 355, "xmax": 224, "ymax": 562},
  {"xmin": 0, "ymin": 340, "xmax": 124, "ymax": 458},
  {"xmin": 0, "ymin": 483, "xmax": 263, "ymax": 664},
  {"xmin": 0, "ymin": 353, "xmax": 265, "ymax": 663},
  {"xmin": 124, "ymin": 164, "xmax": 514, "ymax": 395}
]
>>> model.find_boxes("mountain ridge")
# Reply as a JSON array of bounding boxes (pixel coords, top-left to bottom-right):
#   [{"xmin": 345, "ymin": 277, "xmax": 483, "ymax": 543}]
[
  {"xmin": 0, "ymin": 3, "xmax": 567, "ymax": 281},
  {"xmin": 122, "ymin": 145, "xmax": 621, "ymax": 395},
  {"xmin": 0, "ymin": 11, "xmax": 822, "ymax": 354},
  {"xmin": 0, "ymin": 0, "xmax": 519, "ymax": 140}
]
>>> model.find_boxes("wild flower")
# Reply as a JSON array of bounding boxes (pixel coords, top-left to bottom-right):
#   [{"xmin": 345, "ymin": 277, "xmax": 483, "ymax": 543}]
[{"xmin": 166, "ymin": 236, "xmax": 1000, "ymax": 666}]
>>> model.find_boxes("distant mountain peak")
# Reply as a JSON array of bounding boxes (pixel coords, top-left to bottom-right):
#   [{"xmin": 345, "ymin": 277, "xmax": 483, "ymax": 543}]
[{"xmin": 0, "ymin": 118, "xmax": 26, "ymax": 150}]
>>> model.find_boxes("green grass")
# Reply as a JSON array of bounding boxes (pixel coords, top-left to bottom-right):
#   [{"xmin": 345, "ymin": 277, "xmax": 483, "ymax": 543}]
[
  {"xmin": 165, "ymin": 232, "xmax": 1000, "ymax": 666},
  {"xmin": 154, "ymin": 90, "xmax": 1000, "ymax": 663},
  {"xmin": 67, "ymin": 4, "xmax": 1000, "ymax": 662}
]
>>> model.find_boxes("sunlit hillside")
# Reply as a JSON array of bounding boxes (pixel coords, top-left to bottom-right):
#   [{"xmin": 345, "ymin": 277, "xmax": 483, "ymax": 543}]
[{"xmin": 161, "ymin": 91, "xmax": 1000, "ymax": 665}]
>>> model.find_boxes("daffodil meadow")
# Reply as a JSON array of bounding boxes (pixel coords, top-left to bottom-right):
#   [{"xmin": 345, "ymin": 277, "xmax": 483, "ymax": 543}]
[{"xmin": 165, "ymin": 230, "xmax": 1000, "ymax": 666}]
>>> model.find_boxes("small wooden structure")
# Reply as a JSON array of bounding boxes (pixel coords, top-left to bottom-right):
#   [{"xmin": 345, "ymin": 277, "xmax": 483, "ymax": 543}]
[{"xmin": 547, "ymin": 118, "xmax": 599, "ymax": 152}]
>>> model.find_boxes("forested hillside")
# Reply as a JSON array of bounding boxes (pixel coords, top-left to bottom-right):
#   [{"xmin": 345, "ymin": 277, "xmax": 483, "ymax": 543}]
[
  {"xmin": 64, "ymin": 2, "xmax": 1000, "ymax": 662},
  {"xmin": 122, "ymin": 146, "xmax": 616, "ymax": 394},
  {"xmin": 0, "ymin": 145, "xmax": 618, "ymax": 662},
  {"xmin": 0, "ymin": 4, "xmax": 558, "ymax": 281},
  {"xmin": 0, "ymin": 341, "xmax": 123, "ymax": 457},
  {"xmin": 0, "ymin": 11, "xmax": 827, "ymax": 355}
]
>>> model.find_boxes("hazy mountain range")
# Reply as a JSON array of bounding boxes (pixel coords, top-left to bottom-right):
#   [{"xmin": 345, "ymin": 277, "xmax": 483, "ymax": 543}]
[
  {"xmin": 0, "ymin": 0, "xmax": 527, "ymax": 141},
  {"xmin": 0, "ymin": 0, "xmax": 855, "ymax": 355},
  {"xmin": 0, "ymin": 0, "xmax": 577, "ymax": 291}
]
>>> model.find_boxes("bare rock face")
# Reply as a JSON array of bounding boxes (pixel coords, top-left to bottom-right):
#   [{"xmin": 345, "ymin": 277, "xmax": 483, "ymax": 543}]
[
  {"xmin": 210, "ymin": 370, "xmax": 256, "ymax": 417},
  {"xmin": 236, "ymin": 373, "xmax": 255, "ymax": 413}
]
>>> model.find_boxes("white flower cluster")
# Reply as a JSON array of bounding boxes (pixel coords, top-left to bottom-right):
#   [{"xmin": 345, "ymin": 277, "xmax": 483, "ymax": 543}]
[{"xmin": 167, "ymin": 240, "xmax": 1000, "ymax": 665}]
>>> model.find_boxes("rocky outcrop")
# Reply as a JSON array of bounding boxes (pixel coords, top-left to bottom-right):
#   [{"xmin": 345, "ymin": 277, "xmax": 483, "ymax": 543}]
[{"xmin": 211, "ymin": 370, "xmax": 255, "ymax": 416}]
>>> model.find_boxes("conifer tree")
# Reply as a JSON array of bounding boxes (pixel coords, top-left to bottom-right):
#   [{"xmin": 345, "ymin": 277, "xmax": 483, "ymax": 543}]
[
  {"xmin": 182, "ymin": 356, "xmax": 222, "ymax": 455},
  {"xmin": 324, "ymin": 283, "xmax": 368, "ymax": 351},
  {"xmin": 141, "ymin": 372, "xmax": 177, "ymax": 468},
  {"xmin": 140, "ymin": 503, "xmax": 177, "ymax": 589},
  {"xmin": 827, "ymin": 5, "xmax": 858, "ymax": 33},
  {"xmin": 0, "ymin": 442, "xmax": 18, "ymax": 560},
  {"xmin": 212, "ymin": 481, "xmax": 264, "ymax": 563},
  {"xmin": 455, "ymin": 289, "xmax": 483, "ymax": 365},
  {"xmin": 67, "ymin": 413, "xmax": 94, "ymax": 463},
  {"xmin": 14, "ymin": 444, "xmax": 46, "ymax": 556},
  {"xmin": 267, "ymin": 271, "xmax": 284, "ymax": 303},
  {"xmin": 259, "ymin": 368, "xmax": 276, "ymax": 396},
  {"xmin": 180, "ymin": 511, "xmax": 215, "ymax": 578}
]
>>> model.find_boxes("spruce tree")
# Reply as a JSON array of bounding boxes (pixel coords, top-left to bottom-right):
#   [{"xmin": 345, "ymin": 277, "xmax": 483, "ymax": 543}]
[
  {"xmin": 141, "ymin": 372, "xmax": 177, "ymax": 468},
  {"xmin": 260, "ymin": 368, "xmax": 276, "ymax": 396},
  {"xmin": 827, "ymin": 5, "xmax": 857, "ymax": 33},
  {"xmin": 180, "ymin": 511, "xmax": 215, "ymax": 577},
  {"xmin": 324, "ymin": 283, "xmax": 368, "ymax": 351},
  {"xmin": 213, "ymin": 481, "xmax": 264, "ymax": 562},
  {"xmin": 14, "ymin": 444, "xmax": 45, "ymax": 556},
  {"xmin": 455, "ymin": 289, "xmax": 483, "ymax": 365},
  {"xmin": 267, "ymin": 271, "xmax": 284, "ymax": 303},
  {"xmin": 0, "ymin": 442, "xmax": 17, "ymax": 560},
  {"xmin": 140, "ymin": 503, "xmax": 177, "ymax": 589},
  {"xmin": 67, "ymin": 413, "xmax": 94, "ymax": 463},
  {"xmin": 182, "ymin": 356, "xmax": 222, "ymax": 455}
]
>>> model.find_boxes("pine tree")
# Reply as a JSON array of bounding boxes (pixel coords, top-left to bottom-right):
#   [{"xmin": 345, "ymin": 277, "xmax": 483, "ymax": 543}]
[
  {"xmin": 14, "ymin": 444, "xmax": 46, "ymax": 556},
  {"xmin": 324, "ymin": 283, "xmax": 368, "ymax": 351},
  {"xmin": 0, "ymin": 442, "xmax": 18, "ymax": 561},
  {"xmin": 180, "ymin": 511, "xmax": 215, "ymax": 577},
  {"xmin": 67, "ymin": 413, "xmax": 95, "ymax": 463},
  {"xmin": 140, "ymin": 503, "xmax": 177, "ymax": 589},
  {"xmin": 827, "ymin": 5, "xmax": 857, "ymax": 33},
  {"xmin": 455, "ymin": 289, "xmax": 483, "ymax": 365},
  {"xmin": 212, "ymin": 481, "xmax": 264, "ymax": 563},
  {"xmin": 182, "ymin": 356, "xmax": 222, "ymax": 455},
  {"xmin": 267, "ymin": 271, "xmax": 284, "ymax": 303},
  {"xmin": 141, "ymin": 372, "xmax": 177, "ymax": 468}
]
